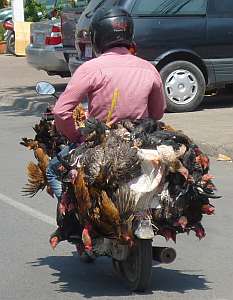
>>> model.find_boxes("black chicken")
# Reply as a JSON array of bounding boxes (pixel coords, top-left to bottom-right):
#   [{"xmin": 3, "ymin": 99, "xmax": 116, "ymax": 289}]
[{"xmin": 81, "ymin": 131, "xmax": 141, "ymax": 190}]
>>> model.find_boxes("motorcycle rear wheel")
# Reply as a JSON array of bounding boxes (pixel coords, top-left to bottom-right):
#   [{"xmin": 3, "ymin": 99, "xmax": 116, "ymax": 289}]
[
  {"xmin": 119, "ymin": 239, "xmax": 152, "ymax": 292},
  {"xmin": 112, "ymin": 258, "xmax": 124, "ymax": 277}
]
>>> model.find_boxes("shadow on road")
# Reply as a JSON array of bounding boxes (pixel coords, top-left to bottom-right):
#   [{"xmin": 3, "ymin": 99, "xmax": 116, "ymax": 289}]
[
  {"xmin": 0, "ymin": 84, "xmax": 233, "ymax": 118},
  {"xmin": 29, "ymin": 254, "xmax": 210, "ymax": 297},
  {"xmin": 166, "ymin": 92, "xmax": 233, "ymax": 115},
  {"xmin": 0, "ymin": 83, "xmax": 67, "ymax": 117},
  {"xmin": 200, "ymin": 90, "xmax": 233, "ymax": 110}
]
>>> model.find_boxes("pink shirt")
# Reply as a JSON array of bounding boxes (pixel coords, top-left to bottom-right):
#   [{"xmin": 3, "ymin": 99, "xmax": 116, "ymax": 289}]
[{"xmin": 53, "ymin": 47, "xmax": 166, "ymax": 142}]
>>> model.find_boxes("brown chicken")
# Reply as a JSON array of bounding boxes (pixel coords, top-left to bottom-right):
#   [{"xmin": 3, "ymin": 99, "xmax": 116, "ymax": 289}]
[
  {"xmin": 72, "ymin": 104, "xmax": 86, "ymax": 129},
  {"xmin": 72, "ymin": 168, "xmax": 92, "ymax": 216},
  {"xmin": 71, "ymin": 166, "xmax": 134, "ymax": 241},
  {"xmin": 91, "ymin": 189, "xmax": 121, "ymax": 237},
  {"xmin": 20, "ymin": 138, "xmax": 50, "ymax": 197},
  {"xmin": 72, "ymin": 169, "xmax": 120, "ymax": 236}
]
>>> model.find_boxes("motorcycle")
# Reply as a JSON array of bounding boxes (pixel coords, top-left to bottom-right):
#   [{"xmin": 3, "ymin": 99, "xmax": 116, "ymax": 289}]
[
  {"xmin": 34, "ymin": 81, "xmax": 177, "ymax": 292},
  {"xmin": 22, "ymin": 81, "xmax": 218, "ymax": 292},
  {"xmin": 3, "ymin": 18, "xmax": 15, "ymax": 55}
]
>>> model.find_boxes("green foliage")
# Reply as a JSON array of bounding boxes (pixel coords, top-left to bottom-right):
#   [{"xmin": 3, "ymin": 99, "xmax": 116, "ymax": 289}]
[
  {"xmin": 0, "ymin": 0, "xmax": 4, "ymax": 9},
  {"xmin": 0, "ymin": 23, "xmax": 5, "ymax": 42},
  {"xmin": 24, "ymin": 0, "xmax": 48, "ymax": 22},
  {"xmin": 0, "ymin": 0, "xmax": 9, "ymax": 9}
]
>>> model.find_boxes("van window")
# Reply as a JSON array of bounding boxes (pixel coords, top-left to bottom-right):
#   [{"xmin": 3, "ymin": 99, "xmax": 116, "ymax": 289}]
[
  {"xmin": 55, "ymin": 0, "xmax": 89, "ymax": 9},
  {"xmin": 84, "ymin": 0, "xmax": 118, "ymax": 17},
  {"xmin": 213, "ymin": 0, "xmax": 233, "ymax": 13},
  {"xmin": 132, "ymin": 0, "xmax": 207, "ymax": 16}
]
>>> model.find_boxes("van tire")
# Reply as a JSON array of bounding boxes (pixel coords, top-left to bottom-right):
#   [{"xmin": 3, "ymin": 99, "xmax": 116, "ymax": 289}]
[{"xmin": 160, "ymin": 60, "xmax": 206, "ymax": 112}]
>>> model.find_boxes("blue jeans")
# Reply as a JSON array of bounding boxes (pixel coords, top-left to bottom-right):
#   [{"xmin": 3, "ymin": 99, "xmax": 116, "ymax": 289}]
[{"xmin": 46, "ymin": 145, "xmax": 74, "ymax": 201}]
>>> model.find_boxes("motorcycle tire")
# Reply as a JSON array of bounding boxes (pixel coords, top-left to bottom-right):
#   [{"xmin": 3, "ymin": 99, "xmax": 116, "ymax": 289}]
[
  {"xmin": 112, "ymin": 259, "xmax": 124, "ymax": 277},
  {"xmin": 6, "ymin": 32, "xmax": 15, "ymax": 55},
  {"xmin": 119, "ymin": 239, "xmax": 152, "ymax": 292}
]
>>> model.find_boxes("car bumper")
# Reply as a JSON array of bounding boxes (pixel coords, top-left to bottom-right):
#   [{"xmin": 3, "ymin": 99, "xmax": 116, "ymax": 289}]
[
  {"xmin": 68, "ymin": 57, "xmax": 158, "ymax": 75},
  {"xmin": 26, "ymin": 45, "xmax": 70, "ymax": 75}
]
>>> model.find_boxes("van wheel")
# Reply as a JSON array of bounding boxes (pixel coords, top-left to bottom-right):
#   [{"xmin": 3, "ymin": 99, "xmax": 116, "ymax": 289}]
[{"xmin": 160, "ymin": 60, "xmax": 206, "ymax": 112}]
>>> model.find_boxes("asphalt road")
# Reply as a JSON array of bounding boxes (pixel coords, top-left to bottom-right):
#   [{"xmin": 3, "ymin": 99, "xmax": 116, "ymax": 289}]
[{"xmin": 0, "ymin": 54, "xmax": 233, "ymax": 300}]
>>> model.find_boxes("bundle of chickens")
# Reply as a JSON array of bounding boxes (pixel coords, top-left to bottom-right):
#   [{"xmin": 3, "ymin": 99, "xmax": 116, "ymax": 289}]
[{"xmin": 20, "ymin": 105, "xmax": 221, "ymax": 244}]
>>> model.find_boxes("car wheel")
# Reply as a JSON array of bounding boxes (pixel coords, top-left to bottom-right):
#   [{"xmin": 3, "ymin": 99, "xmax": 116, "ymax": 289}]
[{"xmin": 160, "ymin": 60, "xmax": 206, "ymax": 112}]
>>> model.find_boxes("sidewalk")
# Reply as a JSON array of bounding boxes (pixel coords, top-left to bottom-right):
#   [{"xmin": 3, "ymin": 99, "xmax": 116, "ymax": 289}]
[
  {"xmin": 1, "ymin": 55, "xmax": 233, "ymax": 159},
  {"xmin": 164, "ymin": 98, "xmax": 233, "ymax": 159}
]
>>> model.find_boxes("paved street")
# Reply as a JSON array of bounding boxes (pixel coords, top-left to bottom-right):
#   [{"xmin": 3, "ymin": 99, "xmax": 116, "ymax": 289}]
[{"xmin": 0, "ymin": 54, "xmax": 233, "ymax": 300}]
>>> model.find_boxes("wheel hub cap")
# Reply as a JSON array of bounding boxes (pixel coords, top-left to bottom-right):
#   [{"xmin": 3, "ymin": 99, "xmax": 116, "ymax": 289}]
[{"xmin": 165, "ymin": 69, "xmax": 198, "ymax": 105}]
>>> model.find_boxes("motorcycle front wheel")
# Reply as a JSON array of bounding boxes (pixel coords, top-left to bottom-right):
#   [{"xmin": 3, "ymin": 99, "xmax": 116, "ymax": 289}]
[{"xmin": 119, "ymin": 239, "xmax": 152, "ymax": 292}]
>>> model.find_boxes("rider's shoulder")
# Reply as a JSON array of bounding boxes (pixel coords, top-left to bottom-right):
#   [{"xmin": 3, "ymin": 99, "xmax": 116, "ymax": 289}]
[
  {"xmin": 134, "ymin": 55, "xmax": 156, "ymax": 70},
  {"xmin": 80, "ymin": 57, "xmax": 101, "ymax": 72}
]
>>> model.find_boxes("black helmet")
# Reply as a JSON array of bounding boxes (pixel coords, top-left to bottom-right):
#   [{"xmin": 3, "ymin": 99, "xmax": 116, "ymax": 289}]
[{"xmin": 90, "ymin": 7, "xmax": 134, "ymax": 54}]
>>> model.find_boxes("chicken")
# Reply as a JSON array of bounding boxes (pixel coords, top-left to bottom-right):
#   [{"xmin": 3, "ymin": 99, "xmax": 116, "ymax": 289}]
[
  {"xmin": 130, "ymin": 118, "xmax": 158, "ymax": 138},
  {"xmin": 21, "ymin": 112, "xmax": 220, "ymax": 246},
  {"xmin": 196, "ymin": 152, "xmax": 210, "ymax": 173},
  {"xmin": 112, "ymin": 185, "xmax": 136, "ymax": 224},
  {"xmin": 22, "ymin": 117, "xmax": 67, "ymax": 158},
  {"xmin": 70, "ymin": 166, "xmax": 135, "ymax": 241},
  {"xmin": 20, "ymin": 138, "xmax": 50, "ymax": 197},
  {"xmin": 86, "ymin": 186, "xmax": 136, "ymax": 242},
  {"xmin": 72, "ymin": 168, "xmax": 92, "ymax": 216},
  {"xmin": 73, "ymin": 185, "xmax": 121, "ymax": 238},
  {"xmin": 156, "ymin": 144, "xmax": 188, "ymax": 178},
  {"xmin": 150, "ymin": 135, "xmax": 220, "ymax": 242},
  {"xmin": 158, "ymin": 227, "xmax": 177, "ymax": 243},
  {"xmin": 111, "ymin": 185, "xmax": 136, "ymax": 242},
  {"xmin": 22, "ymin": 161, "xmax": 47, "ymax": 197},
  {"xmin": 194, "ymin": 222, "xmax": 206, "ymax": 240},
  {"xmin": 81, "ymin": 131, "xmax": 141, "ymax": 190},
  {"xmin": 98, "ymin": 191, "xmax": 120, "ymax": 230},
  {"xmin": 72, "ymin": 104, "xmax": 86, "ymax": 129},
  {"xmin": 201, "ymin": 203, "xmax": 215, "ymax": 215},
  {"xmin": 32, "ymin": 119, "xmax": 54, "ymax": 155},
  {"xmin": 20, "ymin": 138, "xmax": 49, "ymax": 173},
  {"xmin": 80, "ymin": 117, "xmax": 108, "ymax": 145}
]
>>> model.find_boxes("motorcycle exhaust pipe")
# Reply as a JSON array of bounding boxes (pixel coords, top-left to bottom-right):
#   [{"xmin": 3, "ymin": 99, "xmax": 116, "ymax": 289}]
[{"xmin": 152, "ymin": 246, "xmax": 176, "ymax": 264}]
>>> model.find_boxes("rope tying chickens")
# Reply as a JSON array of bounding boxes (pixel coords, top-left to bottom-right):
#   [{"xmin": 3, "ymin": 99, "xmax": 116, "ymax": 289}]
[{"xmin": 20, "ymin": 105, "xmax": 220, "ymax": 245}]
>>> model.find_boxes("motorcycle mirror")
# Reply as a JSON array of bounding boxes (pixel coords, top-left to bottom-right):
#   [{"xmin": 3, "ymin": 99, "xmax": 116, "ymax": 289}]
[{"xmin": 36, "ymin": 81, "xmax": 56, "ymax": 96}]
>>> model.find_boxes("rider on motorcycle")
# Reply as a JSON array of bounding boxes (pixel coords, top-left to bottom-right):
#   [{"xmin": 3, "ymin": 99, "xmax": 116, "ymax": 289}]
[{"xmin": 47, "ymin": 7, "xmax": 166, "ymax": 252}]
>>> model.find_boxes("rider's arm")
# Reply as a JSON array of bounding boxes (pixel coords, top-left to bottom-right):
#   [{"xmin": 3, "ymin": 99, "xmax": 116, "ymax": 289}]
[
  {"xmin": 148, "ymin": 72, "xmax": 166, "ymax": 120},
  {"xmin": 53, "ymin": 65, "xmax": 94, "ymax": 142}
]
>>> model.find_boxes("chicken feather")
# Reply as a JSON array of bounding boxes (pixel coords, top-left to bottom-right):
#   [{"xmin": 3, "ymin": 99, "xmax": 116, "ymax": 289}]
[
  {"xmin": 21, "ymin": 161, "xmax": 46, "ymax": 197},
  {"xmin": 73, "ymin": 168, "xmax": 92, "ymax": 215},
  {"xmin": 21, "ymin": 139, "xmax": 50, "ymax": 197}
]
